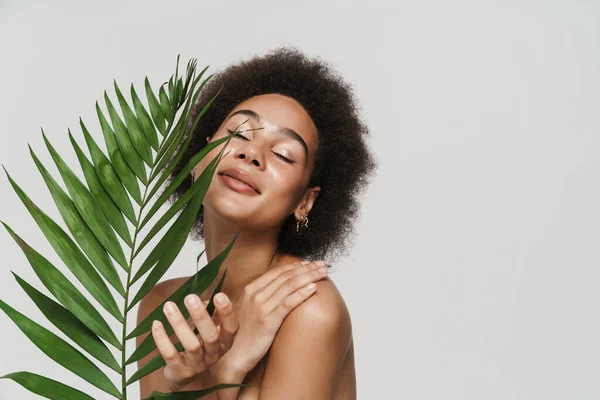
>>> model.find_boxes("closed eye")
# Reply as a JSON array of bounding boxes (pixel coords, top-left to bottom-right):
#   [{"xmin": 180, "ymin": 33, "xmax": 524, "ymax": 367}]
[
  {"xmin": 227, "ymin": 129, "xmax": 296, "ymax": 164},
  {"xmin": 227, "ymin": 129, "xmax": 250, "ymax": 140},
  {"xmin": 273, "ymin": 152, "xmax": 294, "ymax": 164}
]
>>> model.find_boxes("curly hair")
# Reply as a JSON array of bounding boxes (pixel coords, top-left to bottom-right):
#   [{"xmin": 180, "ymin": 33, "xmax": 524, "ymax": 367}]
[{"xmin": 164, "ymin": 45, "xmax": 377, "ymax": 262}]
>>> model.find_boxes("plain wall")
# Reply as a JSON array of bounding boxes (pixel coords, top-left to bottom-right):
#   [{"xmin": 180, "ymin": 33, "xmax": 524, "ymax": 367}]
[{"xmin": 0, "ymin": 0, "xmax": 598, "ymax": 398}]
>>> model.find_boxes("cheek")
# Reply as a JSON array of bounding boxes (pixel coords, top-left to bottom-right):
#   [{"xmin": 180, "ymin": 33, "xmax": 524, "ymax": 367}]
[
  {"xmin": 263, "ymin": 170, "xmax": 306, "ymax": 211},
  {"xmin": 193, "ymin": 142, "xmax": 229, "ymax": 175}
]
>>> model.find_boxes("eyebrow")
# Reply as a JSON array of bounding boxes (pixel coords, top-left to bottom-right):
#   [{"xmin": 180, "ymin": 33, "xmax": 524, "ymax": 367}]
[{"xmin": 226, "ymin": 109, "xmax": 309, "ymax": 157}]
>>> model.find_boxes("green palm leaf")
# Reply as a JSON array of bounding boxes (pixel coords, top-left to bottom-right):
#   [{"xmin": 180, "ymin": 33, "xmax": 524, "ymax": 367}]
[
  {"xmin": 158, "ymin": 84, "xmax": 172, "ymax": 121},
  {"xmin": 143, "ymin": 73, "xmax": 213, "ymax": 204},
  {"xmin": 101, "ymin": 93, "xmax": 149, "ymax": 184},
  {"xmin": 1, "ymin": 372, "xmax": 95, "ymax": 400},
  {"xmin": 114, "ymin": 80, "xmax": 155, "ymax": 159},
  {"xmin": 152, "ymin": 69, "xmax": 211, "ymax": 171},
  {"xmin": 1, "ymin": 222, "xmax": 121, "ymax": 348},
  {"xmin": 142, "ymin": 384, "xmax": 252, "ymax": 400},
  {"xmin": 41, "ymin": 130, "xmax": 129, "ymax": 271},
  {"xmin": 2, "ymin": 167, "xmax": 123, "ymax": 321},
  {"xmin": 69, "ymin": 127, "xmax": 134, "ymax": 247},
  {"xmin": 129, "ymin": 140, "xmax": 231, "ymax": 296},
  {"xmin": 94, "ymin": 103, "xmax": 144, "ymax": 205},
  {"xmin": 29, "ymin": 144, "xmax": 126, "ymax": 292},
  {"xmin": 80, "ymin": 115, "xmax": 139, "ymax": 220},
  {"xmin": 135, "ymin": 134, "xmax": 231, "ymax": 255},
  {"xmin": 0, "ymin": 299, "xmax": 121, "ymax": 398},
  {"xmin": 131, "ymin": 84, "xmax": 160, "ymax": 150},
  {"xmin": 1, "ymin": 56, "xmax": 238, "ymax": 399},
  {"xmin": 144, "ymin": 77, "xmax": 167, "ymax": 135},
  {"xmin": 12, "ymin": 272, "xmax": 121, "ymax": 372}
]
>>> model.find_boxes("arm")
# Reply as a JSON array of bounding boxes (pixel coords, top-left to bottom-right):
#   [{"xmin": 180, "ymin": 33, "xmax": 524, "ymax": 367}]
[
  {"xmin": 208, "ymin": 351, "xmax": 251, "ymax": 400},
  {"xmin": 258, "ymin": 282, "xmax": 352, "ymax": 399},
  {"xmin": 206, "ymin": 260, "xmax": 331, "ymax": 400}
]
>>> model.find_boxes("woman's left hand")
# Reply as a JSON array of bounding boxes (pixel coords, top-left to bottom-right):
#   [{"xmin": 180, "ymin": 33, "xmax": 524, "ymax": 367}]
[{"xmin": 152, "ymin": 293, "xmax": 239, "ymax": 392}]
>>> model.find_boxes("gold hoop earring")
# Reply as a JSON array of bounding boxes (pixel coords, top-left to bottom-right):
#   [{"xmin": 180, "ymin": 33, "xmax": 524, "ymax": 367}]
[{"xmin": 296, "ymin": 216, "xmax": 309, "ymax": 232}]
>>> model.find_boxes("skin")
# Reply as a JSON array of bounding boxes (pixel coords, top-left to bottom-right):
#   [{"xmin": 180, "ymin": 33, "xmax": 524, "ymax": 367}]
[{"xmin": 137, "ymin": 94, "xmax": 356, "ymax": 399}]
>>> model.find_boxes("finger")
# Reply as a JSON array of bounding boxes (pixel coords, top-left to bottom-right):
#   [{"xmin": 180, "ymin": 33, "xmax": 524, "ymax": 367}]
[
  {"xmin": 271, "ymin": 281, "xmax": 318, "ymax": 322},
  {"xmin": 152, "ymin": 320, "xmax": 182, "ymax": 364},
  {"xmin": 264, "ymin": 267, "xmax": 326, "ymax": 313},
  {"xmin": 163, "ymin": 301, "xmax": 202, "ymax": 355},
  {"xmin": 202, "ymin": 299, "xmax": 220, "ymax": 326},
  {"xmin": 259, "ymin": 261, "xmax": 327, "ymax": 303},
  {"xmin": 244, "ymin": 259, "xmax": 313, "ymax": 293},
  {"xmin": 213, "ymin": 293, "xmax": 238, "ymax": 351},
  {"xmin": 185, "ymin": 294, "xmax": 220, "ymax": 361}
]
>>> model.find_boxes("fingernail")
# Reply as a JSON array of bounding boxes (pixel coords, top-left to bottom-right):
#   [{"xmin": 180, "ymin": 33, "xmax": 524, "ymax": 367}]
[
  {"xmin": 301, "ymin": 259, "xmax": 311, "ymax": 265},
  {"xmin": 164, "ymin": 301, "xmax": 176, "ymax": 315},
  {"xmin": 185, "ymin": 294, "xmax": 200, "ymax": 308},
  {"xmin": 215, "ymin": 293, "xmax": 227, "ymax": 306},
  {"xmin": 318, "ymin": 266, "xmax": 328, "ymax": 274},
  {"xmin": 315, "ymin": 260, "xmax": 326, "ymax": 267},
  {"xmin": 152, "ymin": 320, "xmax": 161, "ymax": 329}
]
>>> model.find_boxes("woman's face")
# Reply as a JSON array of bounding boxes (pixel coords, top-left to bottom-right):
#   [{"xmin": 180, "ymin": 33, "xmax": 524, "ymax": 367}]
[{"xmin": 192, "ymin": 93, "xmax": 320, "ymax": 232}]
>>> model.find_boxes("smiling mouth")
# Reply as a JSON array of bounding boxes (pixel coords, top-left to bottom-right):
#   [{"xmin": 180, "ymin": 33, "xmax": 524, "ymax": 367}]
[{"xmin": 219, "ymin": 174, "xmax": 260, "ymax": 195}]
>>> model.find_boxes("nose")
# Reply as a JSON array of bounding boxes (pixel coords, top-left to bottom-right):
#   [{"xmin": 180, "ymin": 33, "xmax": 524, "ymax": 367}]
[{"xmin": 234, "ymin": 142, "xmax": 264, "ymax": 168}]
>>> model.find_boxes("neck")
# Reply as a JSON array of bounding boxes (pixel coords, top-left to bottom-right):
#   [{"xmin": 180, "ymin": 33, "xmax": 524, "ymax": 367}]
[{"xmin": 200, "ymin": 208, "xmax": 284, "ymax": 304}]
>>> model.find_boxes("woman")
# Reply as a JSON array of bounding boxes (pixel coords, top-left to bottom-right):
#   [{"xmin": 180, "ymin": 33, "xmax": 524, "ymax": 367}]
[{"xmin": 137, "ymin": 46, "xmax": 376, "ymax": 399}]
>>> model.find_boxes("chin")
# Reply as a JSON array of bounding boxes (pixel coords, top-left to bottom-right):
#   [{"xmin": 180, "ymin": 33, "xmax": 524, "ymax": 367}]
[{"xmin": 202, "ymin": 187, "xmax": 258, "ymax": 224}]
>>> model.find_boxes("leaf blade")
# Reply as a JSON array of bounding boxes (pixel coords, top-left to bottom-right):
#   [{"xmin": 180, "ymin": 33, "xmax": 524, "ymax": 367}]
[
  {"xmin": 102, "ymin": 92, "xmax": 149, "ymax": 184},
  {"xmin": 2, "ymin": 167, "xmax": 123, "ymax": 322},
  {"xmin": 114, "ymin": 80, "xmax": 154, "ymax": 165},
  {"xmin": 1, "ymin": 371, "xmax": 95, "ymax": 400},
  {"xmin": 29, "ymin": 144, "xmax": 126, "ymax": 292},
  {"xmin": 130, "ymin": 141, "xmax": 228, "ymax": 287},
  {"xmin": 158, "ymin": 83, "xmax": 172, "ymax": 122},
  {"xmin": 95, "ymin": 104, "xmax": 143, "ymax": 205},
  {"xmin": 42, "ymin": 131, "xmax": 129, "ymax": 271},
  {"xmin": 70, "ymin": 128, "xmax": 134, "ymax": 249},
  {"xmin": 131, "ymin": 83, "xmax": 159, "ymax": 151},
  {"xmin": 0, "ymin": 300, "xmax": 122, "ymax": 398},
  {"xmin": 12, "ymin": 272, "xmax": 121, "ymax": 373},
  {"xmin": 1, "ymin": 222, "xmax": 121, "ymax": 348},
  {"xmin": 137, "ymin": 135, "xmax": 231, "ymax": 248},
  {"xmin": 142, "ymin": 384, "xmax": 251, "ymax": 400},
  {"xmin": 145, "ymin": 77, "xmax": 167, "ymax": 135},
  {"xmin": 79, "ymin": 117, "xmax": 138, "ymax": 226}
]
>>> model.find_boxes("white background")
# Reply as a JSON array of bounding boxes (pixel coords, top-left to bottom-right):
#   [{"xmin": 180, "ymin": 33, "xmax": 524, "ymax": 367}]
[{"xmin": 0, "ymin": 1, "xmax": 599, "ymax": 399}]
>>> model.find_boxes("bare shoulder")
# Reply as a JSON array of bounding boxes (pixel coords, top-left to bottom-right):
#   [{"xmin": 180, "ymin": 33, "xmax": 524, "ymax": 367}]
[
  {"xmin": 269, "ymin": 260, "xmax": 353, "ymax": 360},
  {"xmin": 291, "ymin": 275, "xmax": 352, "ymax": 334},
  {"xmin": 263, "ymin": 268, "xmax": 354, "ymax": 377},
  {"xmin": 278, "ymin": 255, "xmax": 352, "ymax": 332}
]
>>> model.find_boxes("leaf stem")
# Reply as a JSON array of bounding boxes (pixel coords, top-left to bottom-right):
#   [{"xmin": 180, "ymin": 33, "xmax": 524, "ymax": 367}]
[
  {"xmin": 120, "ymin": 66, "xmax": 189, "ymax": 398},
  {"xmin": 121, "ymin": 145, "xmax": 163, "ymax": 398}
]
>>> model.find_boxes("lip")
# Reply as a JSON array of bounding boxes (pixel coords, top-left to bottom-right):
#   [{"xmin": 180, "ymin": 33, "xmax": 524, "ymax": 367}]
[{"xmin": 218, "ymin": 168, "xmax": 261, "ymax": 195}]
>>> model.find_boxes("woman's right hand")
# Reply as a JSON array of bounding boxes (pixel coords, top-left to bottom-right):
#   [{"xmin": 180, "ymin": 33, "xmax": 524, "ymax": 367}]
[
  {"xmin": 215, "ymin": 259, "xmax": 329, "ymax": 376},
  {"xmin": 151, "ymin": 292, "xmax": 238, "ymax": 392}
]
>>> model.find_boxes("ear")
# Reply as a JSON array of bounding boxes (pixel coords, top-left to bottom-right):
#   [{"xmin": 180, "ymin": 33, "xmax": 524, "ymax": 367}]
[
  {"xmin": 293, "ymin": 186, "xmax": 321, "ymax": 221},
  {"xmin": 206, "ymin": 136, "xmax": 211, "ymax": 144}
]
